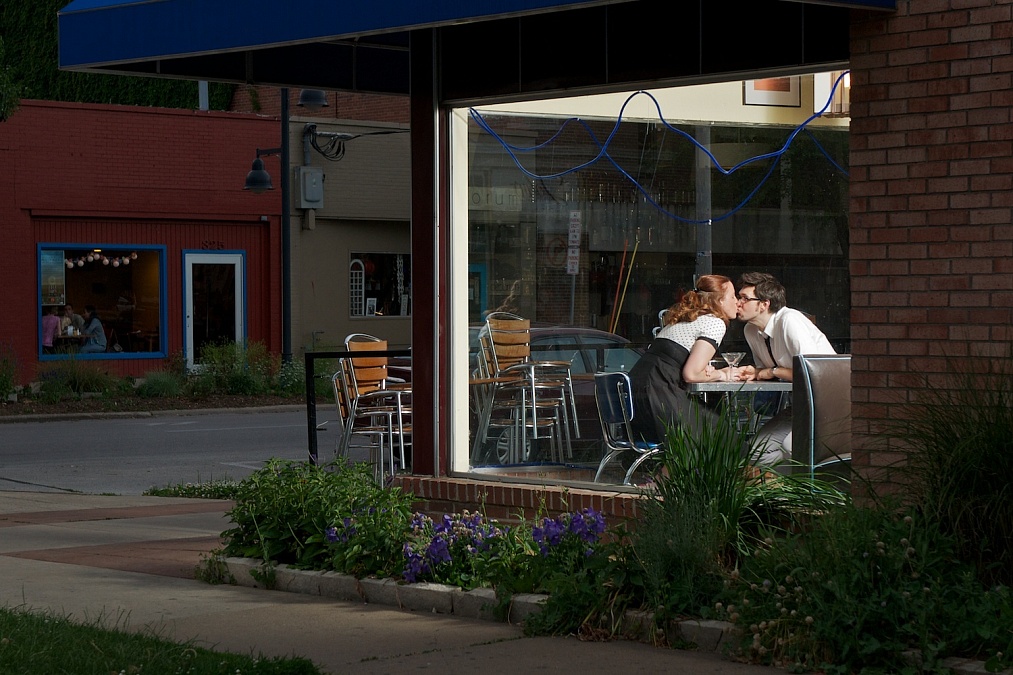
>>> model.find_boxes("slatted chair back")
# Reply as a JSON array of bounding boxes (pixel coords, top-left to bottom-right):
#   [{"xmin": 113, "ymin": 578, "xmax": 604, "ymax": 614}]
[
  {"xmin": 484, "ymin": 313, "xmax": 532, "ymax": 375},
  {"xmin": 345, "ymin": 334, "xmax": 391, "ymax": 398}
]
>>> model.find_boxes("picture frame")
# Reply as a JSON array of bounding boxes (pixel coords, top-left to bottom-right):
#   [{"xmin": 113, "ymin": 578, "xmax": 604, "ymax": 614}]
[
  {"xmin": 365, "ymin": 297, "xmax": 377, "ymax": 316},
  {"xmin": 743, "ymin": 77, "xmax": 801, "ymax": 108}
]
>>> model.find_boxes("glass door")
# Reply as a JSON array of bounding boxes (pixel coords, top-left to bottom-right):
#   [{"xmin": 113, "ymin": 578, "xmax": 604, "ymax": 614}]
[{"xmin": 183, "ymin": 252, "xmax": 245, "ymax": 369}]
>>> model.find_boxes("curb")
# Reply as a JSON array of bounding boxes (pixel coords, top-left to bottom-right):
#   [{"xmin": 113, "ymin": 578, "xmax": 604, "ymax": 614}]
[
  {"xmin": 219, "ymin": 557, "xmax": 1009, "ymax": 674},
  {"xmin": 0, "ymin": 405, "xmax": 305, "ymax": 424},
  {"xmin": 220, "ymin": 557, "xmax": 732, "ymax": 648}
]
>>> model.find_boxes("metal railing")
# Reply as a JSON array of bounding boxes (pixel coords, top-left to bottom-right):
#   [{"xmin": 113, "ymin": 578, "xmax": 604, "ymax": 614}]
[{"xmin": 303, "ymin": 348, "xmax": 411, "ymax": 464}]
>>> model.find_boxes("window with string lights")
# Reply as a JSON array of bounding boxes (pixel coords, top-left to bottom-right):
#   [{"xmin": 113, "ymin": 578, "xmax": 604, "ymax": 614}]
[{"xmin": 39, "ymin": 245, "xmax": 165, "ymax": 357}]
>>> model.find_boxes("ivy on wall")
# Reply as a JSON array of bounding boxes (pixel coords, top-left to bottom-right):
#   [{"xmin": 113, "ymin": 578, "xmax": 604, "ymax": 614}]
[{"xmin": 0, "ymin": 1, "xmax": 234, "ymax": 115}]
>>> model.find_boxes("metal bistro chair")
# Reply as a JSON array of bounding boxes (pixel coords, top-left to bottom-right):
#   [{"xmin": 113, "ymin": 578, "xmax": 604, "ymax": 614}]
[
  {"xmin": 331, "ymin": 364, "xmax": 403, "ymax": 484},
  {"xmin": 341, "ymin": 334, "xmax": 412, "ymax": 475},
  {"xmin": 473, "ymin": 313, "xmax": 577, "ymax": 464},
  {"xmin": 593, "ymin": 371, "xmax": 663, "ymax": 485},
  {"xmin": 471, "ymin": 326, "xmax": 563, "ymax": 464}
]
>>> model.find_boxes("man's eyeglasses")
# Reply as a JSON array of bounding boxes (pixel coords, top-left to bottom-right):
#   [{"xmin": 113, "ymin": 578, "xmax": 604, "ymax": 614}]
[{"xmin": 737, "ymin": 296, "xmax": 762, "ymax": 304}]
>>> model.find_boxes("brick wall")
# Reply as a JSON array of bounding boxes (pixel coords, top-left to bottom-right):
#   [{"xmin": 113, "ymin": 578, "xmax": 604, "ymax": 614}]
[
  {"xmin": 1, "ymin": 100, "xmax": 282, "ymax": 383},
  {"xmin": 394, "ymin": 475, "xmax": 645, "ymax": 530},
  {"xmin": 849, "ymin": 1, "xmax": 1013, "ymax": 480},
  {"xmin": 231, "ymin": 86, "xmax": 410, "ymax": 124}
]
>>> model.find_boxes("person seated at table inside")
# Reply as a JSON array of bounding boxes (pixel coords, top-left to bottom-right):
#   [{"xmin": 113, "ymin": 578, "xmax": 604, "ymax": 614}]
[
  {"xmin": 79, "ymin": 305, "xmax": 108, "ymax": 353},
  {"xmin": 41, "ymin": 306, "xmax": 61, "ymax": 353},
  {"xmin": 61, "ymin": 303, "xmax": 85, "ymax": 334},
  {"xmin": 735, "ymin": 272, "xmax": 835, "ymax": 467},
  {"xmin": 628, "ymin": 274, "xmax": 746, "ymax": 444}
]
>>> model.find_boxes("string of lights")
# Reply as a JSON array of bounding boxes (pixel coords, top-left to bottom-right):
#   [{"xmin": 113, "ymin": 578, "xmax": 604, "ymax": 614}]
[{"xmin": 64, "ymin": 251, "xmax": 138, "ymax": 268}]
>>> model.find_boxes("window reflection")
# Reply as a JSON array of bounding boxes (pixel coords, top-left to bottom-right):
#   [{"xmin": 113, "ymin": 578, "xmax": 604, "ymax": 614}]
[{"xmin": 462, "ymin": 81, "xmax": 850, "ymax": 484}]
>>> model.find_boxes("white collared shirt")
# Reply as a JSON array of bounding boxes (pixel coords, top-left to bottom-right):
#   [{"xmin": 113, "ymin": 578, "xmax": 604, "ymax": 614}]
[{"xmin": 744, "ymin": 307, "xmax": 835, "ymax": 370}]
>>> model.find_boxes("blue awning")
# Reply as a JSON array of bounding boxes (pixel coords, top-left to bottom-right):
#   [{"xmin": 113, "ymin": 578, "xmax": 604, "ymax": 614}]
[
  {"xmin": 59, "ymin": 0, "xmax": 893, "ymax": 72},
  {"xmin": 58, "ymin": 0, "xmax": 891, "ymax": 94},
  {"xmin": 58, "ymin": 0, "xmax": 631, "ymax": 70}
]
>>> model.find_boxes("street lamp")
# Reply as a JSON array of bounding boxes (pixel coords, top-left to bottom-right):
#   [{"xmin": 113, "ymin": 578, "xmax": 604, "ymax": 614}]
[
  {"xmin": 243, "ymin": 88, "xmax": 293, "ymax": 364},
  {"xmin": 297, "ymin": 89, "xmax": 329, "ymax": 111}
]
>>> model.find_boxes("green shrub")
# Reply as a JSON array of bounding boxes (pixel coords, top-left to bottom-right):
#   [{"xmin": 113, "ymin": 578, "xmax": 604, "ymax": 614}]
[
  {"xmin": 221, "ymin": 459, "xmax": 415, "ymax": 576},
  {"xmin": 274, "ymin": 358, "xmax": 307, "ymax": 397},
  {"xmin": 722, "ymin": 503, "xmax": 1013, "ymax": 673},
  {"xmin": 135, "ymin": 370, "xmax": 184, "ymax": 398},
  {"xmin": 187, "ymin": 340, "xmax": 274, "ymax": 396},
  {"xmin": 0, "ymin": 343, "xmax": 17, "ymax": 400}
]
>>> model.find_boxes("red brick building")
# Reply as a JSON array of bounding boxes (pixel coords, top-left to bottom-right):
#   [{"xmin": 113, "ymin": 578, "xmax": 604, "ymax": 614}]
[{"xmin": 0, "ymin": 100, "xmax": 282, "ymax": 381}]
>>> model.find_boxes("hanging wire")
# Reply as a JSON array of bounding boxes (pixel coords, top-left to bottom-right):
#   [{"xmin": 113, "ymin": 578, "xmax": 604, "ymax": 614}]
[{"xmin": 469, "ymin": 71, "xmax": 851, "ymax": 225}]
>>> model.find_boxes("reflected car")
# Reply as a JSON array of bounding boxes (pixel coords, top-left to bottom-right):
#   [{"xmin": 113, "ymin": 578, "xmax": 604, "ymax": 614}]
[{"xmin": 469, "ymin": 325, "xmax": 645, "ymax": 464}]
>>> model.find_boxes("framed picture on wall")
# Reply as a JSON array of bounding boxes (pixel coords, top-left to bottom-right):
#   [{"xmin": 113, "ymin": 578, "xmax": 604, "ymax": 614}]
[{"xmin": 743, "ymin": 77, "xmax": 801, "ymax": 107}]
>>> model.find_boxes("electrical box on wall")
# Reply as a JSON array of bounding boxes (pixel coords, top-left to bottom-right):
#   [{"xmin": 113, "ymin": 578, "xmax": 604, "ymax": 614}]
[{"xmin": 296, "ymin": 166, "xmax": 324, "ymax": 209}]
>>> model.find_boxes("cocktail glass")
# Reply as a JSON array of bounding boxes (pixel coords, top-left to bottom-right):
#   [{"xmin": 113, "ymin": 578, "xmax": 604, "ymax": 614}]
[{"xmin": 722, "ymin": 352, "xmax": 746, "ymax": 368}]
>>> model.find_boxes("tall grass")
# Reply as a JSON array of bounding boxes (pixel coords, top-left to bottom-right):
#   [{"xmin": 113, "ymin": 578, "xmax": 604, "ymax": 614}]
[
  {"xmin": 881, "ymin": 355, "xmax": 1013, "ymax": 587},
  {"xmin": 629, "ymin": 402, "xmax": 849, "ymax": 617}
]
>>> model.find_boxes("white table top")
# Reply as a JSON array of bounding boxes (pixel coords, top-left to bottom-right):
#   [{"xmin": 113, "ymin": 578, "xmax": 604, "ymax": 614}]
[{"xmin": 685, "ymin": 381, "xmax": 792, "ymax": 393}]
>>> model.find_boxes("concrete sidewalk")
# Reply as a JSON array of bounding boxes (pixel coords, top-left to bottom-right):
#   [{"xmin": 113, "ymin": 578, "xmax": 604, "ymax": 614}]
[{"xmin": 0, "ymin": 491, "xmax": 774, "ymax": 674}]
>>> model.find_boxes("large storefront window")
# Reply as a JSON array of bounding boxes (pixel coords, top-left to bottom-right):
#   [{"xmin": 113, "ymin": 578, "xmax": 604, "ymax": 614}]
[
  {"xmin": 39, "ymin": 245, "xmax": 165, "ymax": 357},
  {"xmin": 453, "ymin": 76, "xmax": 850, "ymax": 485}
]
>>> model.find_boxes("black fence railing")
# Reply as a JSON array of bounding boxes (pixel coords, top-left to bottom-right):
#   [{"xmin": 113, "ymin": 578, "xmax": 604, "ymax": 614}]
[{"xmin": 304, "ymin": 348, "xmax": 412, "ymax": 464}]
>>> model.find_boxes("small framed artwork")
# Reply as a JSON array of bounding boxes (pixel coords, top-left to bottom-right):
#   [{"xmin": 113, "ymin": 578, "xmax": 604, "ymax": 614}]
[
  {"xmin": 743, "ymin": 77, "xmax": 801, "ymax": 107},
  {"xmin": 365, "ymin": 297, "xmax": 377, "ymax": 316}
]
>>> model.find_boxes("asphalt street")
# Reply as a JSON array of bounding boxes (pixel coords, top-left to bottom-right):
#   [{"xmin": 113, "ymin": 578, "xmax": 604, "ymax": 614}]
[{"xmin": 0, "ymin": 408, "xmax": 338, "ymax": 495}]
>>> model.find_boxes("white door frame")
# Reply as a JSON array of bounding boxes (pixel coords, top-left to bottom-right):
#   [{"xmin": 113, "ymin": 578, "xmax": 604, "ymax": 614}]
[{"xmin": 183, "ymin": 251, "xmax": 246, "ymax": 370}]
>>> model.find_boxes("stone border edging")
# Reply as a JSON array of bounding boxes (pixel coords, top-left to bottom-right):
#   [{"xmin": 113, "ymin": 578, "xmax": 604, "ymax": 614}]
[
  {"xmin": 222, "ymin": 557, "xmax": 736, "ymax": 651},
  {"xmin": 220, "ymin": 557, "xmax": 1007, "ymax": 675}
]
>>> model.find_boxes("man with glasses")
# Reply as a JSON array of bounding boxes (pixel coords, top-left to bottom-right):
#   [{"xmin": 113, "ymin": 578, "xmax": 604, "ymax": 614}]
[{"xmin": 735, "ymin": 272, "xmax": 835, "ymax": 466}]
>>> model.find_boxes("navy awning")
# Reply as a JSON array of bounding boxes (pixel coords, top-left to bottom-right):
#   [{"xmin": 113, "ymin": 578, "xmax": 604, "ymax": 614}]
[{"xmin": 58, "ymin": 0, "xmax": 892, "ymax": 94}]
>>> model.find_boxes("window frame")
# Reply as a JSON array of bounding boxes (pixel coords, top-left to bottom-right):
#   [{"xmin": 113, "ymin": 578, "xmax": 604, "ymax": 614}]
[{"xmin": 37, "ymin": 243, "xmax": 168, "ymax": 360}]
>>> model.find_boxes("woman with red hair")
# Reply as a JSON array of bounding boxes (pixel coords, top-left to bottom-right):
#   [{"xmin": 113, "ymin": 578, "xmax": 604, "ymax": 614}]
[{"xmin": 628, "ymin": 274, "xmax": 742, "ymax": 443}]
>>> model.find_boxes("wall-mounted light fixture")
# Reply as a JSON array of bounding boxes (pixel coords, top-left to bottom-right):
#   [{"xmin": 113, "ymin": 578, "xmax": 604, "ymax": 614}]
[
  {"xmin": 297, "ymin": 89, "xmax": 329, "ymax": 112},
  {"xmin": 243, "ymin": 149, "xmax": 281, "ymax": 193}
]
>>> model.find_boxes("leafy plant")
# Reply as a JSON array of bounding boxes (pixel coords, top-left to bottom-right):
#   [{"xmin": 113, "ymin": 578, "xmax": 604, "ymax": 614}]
[
  {"xmin": 221, "ymin": 459, "xmax": 414, "ymax": 576},
  {"xmin": 275, "ymin": 358, "xmax": 307, "ymax": 396},
  {"xmin": 721, "ymin": 502, "xmax": 1013, "ymax": 674},
  {"xmin": 401, "ymin": 510, "xmax": 523, "ymax": 589}
]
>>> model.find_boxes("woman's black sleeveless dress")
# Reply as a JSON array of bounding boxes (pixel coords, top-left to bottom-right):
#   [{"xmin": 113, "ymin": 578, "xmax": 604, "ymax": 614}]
[{"xmin": 627, "ymin": 337, "xmax": 718, "ymax": 443}]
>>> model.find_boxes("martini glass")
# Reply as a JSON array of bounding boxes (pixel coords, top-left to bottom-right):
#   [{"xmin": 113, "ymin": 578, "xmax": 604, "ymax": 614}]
[{"xmin": 722, "ymin": 352, "xmax": 746, "ymax": 368}]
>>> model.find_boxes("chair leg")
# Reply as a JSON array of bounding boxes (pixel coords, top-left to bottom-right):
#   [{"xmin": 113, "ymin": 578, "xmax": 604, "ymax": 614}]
[
  {"xmin": 594, "ymin": 449, "xmax": 625, "ymax": 483},
  {"xmin": 624, "ymin": 450, "xmax": 662, "ymax": 486}
]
